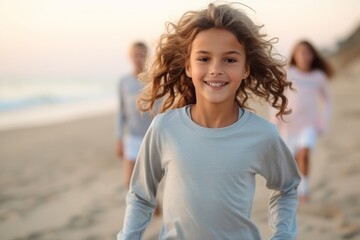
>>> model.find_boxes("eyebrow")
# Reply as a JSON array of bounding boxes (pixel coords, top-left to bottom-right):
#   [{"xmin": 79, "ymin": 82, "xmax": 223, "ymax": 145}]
[{"xmin": 195, "ymin": 50, "xmax": 242, "ymax": 55}]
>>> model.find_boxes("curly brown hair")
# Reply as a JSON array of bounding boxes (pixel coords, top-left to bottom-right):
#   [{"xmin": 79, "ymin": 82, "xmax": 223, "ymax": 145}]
[{"xmin": 138, "ymin": 2, "xmax": 292, "ymax": 118}]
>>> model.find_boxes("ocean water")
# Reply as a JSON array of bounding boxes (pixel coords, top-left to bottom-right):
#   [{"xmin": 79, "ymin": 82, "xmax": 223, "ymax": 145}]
[{"xmin": 0, "ymin": 77, "xmax": 119, "ymax": 130}]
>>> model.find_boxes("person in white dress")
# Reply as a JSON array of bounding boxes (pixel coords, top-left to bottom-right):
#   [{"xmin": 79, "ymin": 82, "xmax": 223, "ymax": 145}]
[{"xmin": 270, "ymin": 40, "xmax": 334, "ymax": 202}]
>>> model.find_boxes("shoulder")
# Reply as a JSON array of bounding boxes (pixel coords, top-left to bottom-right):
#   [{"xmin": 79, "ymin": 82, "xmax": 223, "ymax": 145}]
[
  {"xmin": 118, "ymin": 75, "xmax": 142, "ymax": 94},
  {"xmin": 119, "ymin": 74, "xmax": 136, "ymax": 85},
  {"xmin": 118, "ymin": 75, "xmax": 127, "ymax": 88},
  {"xmin": 245, "ymin": 111, "xmax": 280, "ymax": 137},
  {"xmin": 286, "ymin": 66, "xmax": 298, "ymax": 76},
  {"xmin": 286, "ymin": 66, "xmax": 302, "ymax": 82},
  {"xmin": 245, "ymin": 112, "xmax": 289, "ymax": 154},
  {"xmin": 287, "ymin": 66, "xmax": 297, "ymax": 73},
  {"xmin": 312, "ymin": 69, "xmax": 328, "ymax": 82},
  {"xmin": 152, "ymin": 108, "xmax": 182, "ymax": 129}
]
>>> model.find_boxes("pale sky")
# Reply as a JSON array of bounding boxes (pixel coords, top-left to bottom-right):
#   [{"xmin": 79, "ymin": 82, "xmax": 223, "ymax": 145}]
[{"xmin": 0, "ymin": 0, "xmax": 359, "ymax": 81}]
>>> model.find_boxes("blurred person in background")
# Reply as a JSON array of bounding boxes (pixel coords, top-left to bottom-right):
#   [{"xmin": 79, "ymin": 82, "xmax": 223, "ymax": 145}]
[
  {"xmin": 270, "ymin": 40, "xmax": 334, "ymax": 203},
  {"xmin": 116, "ymin": 41, "xmax": 153, "ymax": 189}
]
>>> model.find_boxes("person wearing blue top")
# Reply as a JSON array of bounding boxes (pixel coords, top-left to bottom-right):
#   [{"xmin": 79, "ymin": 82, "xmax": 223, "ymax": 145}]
[
  {"xmin": 118, "ymin": 2, "xmax": 300, "ymax": 239},
  {"xmin": 116, "ymin": 42, "xmax": 152, "ymax": 188}
]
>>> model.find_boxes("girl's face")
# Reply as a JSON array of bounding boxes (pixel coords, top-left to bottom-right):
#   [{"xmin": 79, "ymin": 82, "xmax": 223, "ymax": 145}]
[
  {"xmin": 129, "ymin": 46, "xmax": 147, "ymax": 74},
  {"xmin": 293, "ymin": 43, "xmax": 314, "ymax": 71},
  {"xmin": 186, "ymin": 28, "xmax": 249, "ymax": 107}
]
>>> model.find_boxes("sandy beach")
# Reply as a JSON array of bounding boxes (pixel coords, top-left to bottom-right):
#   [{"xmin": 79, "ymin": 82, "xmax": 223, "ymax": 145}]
[{"xmin": 1, "ymin": 58, "xmax": 360, "ymax": 239}]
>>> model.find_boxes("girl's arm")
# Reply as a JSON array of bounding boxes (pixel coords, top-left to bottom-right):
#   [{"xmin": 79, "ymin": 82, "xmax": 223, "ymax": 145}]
[
  {"xmin": 116, "ymin": 79, "xmax": 127, "ymax": 140},
  {"xmin": 261, "ymin": 133, "xmax": 301, "ymax": 240},
  {"xmin": 117, "ymin": 118, "xmax": 163, "ymax": 240},
  {"xmin": 317, "ymin": 78, "xmax": 332, "ymax": 135}
]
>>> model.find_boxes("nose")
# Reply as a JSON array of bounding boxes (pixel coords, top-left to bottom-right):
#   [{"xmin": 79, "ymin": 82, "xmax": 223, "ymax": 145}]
[{"xmin": 209, "ymin": 61, "xmax": 223, "ymax": 76}]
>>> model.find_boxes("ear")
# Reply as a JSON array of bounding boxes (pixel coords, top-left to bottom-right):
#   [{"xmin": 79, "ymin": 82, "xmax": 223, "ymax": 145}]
[
  {"xmin": 243, "ymin": 65, "xmax": 250, "ymax": 79},
  {"xmin": 185, "ymin": 62, "xmax": 192, "ymax": 78}
]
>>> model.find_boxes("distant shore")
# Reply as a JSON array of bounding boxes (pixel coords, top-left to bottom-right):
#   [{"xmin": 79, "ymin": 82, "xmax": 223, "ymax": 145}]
[{"xmin": 0, "ymin": 96, "xmax": 117, "ymax": 132}]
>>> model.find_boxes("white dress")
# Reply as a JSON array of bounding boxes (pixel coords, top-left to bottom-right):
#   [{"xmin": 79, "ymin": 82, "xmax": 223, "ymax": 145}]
[{"xmin": 270, "ymin": 66, "xmax": 332, "ymax": 155}]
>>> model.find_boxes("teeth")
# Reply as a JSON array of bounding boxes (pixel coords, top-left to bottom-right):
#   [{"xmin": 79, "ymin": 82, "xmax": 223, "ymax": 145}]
[{"xmin": 207, "ymin": 82, "xmax": 226, "ymax": 87}]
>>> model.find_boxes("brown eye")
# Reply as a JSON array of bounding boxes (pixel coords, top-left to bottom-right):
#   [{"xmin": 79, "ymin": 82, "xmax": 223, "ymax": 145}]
[
  {"xmin": 224, "ymin": 58, "xmax": 237, "ymax": 63},
  {"xmin": 198, "ymin": 57, "xmax": 209, "ymax": 62}
]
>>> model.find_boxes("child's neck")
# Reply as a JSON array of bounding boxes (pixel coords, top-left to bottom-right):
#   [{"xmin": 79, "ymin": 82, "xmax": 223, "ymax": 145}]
[
  {"xmin": 296, "ymin": 65, "xmax": 311, "ymax": 73},
  {"xmin": 190, "ymin": 103, "xmax": 239, "ymax": 128}
]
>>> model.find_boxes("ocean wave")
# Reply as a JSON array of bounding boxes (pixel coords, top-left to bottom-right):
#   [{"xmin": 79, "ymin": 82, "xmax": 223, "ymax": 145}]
[
  {"xmin": 0, "ymin": 78, "xmax": 118, "ymax": 112},
  {"xmin": 0, "ymin": 94, "xmax": 115, "ymax": 112}
]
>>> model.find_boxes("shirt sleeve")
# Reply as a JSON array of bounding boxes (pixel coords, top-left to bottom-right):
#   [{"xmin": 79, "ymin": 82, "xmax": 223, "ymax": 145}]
[
  {"xmin": 117, "ymin": 117, "xmax": 163, "ymax": 240},
  {"xmin": 116, "ymin": 79, "xmax": 127, "ymax": 139},
  {"xmin": 260, "ymin": 132, "xmax": 301, "ymax": 240}
]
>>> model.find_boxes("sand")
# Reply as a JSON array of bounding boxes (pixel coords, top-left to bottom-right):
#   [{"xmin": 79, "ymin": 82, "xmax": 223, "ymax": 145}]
[{"xmin": 1, "ymin": 59, "xmax": 360, "ymax": 240}]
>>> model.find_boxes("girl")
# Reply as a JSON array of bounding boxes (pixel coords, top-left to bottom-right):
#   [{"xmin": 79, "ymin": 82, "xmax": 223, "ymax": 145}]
[
  {"xmin": 271, "ymin": 40, "xmax": 333, "ymax": 202},
  {"xmin": 116, "ymin": 42, "xmax": 153, "ymax": 188},
  {"xmin": 118, "ymin": 3, "xmax": 300, "ymax": 240}
]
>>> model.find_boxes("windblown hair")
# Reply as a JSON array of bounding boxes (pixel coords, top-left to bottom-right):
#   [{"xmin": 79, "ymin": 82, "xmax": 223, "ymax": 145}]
[
  {"xmin": 289, "ymin": 40, "xmax": 334, "ymax": 78},
  {"xmin": 138, "ymin": 2, "xmax": 292, "ymax": 118}
]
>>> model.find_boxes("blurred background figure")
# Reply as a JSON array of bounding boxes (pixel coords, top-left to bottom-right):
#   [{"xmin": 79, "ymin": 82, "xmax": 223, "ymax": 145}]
[
  {"xmin": 116, "ymin": 42, "xmax": 152, "ymax": 188},
  {"xmin": 270, "ymin": 40, "xmax": 334, "ymax": 203}
]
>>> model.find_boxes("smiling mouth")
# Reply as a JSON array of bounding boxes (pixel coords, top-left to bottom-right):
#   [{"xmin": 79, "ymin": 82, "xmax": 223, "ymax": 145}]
[{"xmin": 204, "ymin": 81, "xmax": 228, "ymax": 87}]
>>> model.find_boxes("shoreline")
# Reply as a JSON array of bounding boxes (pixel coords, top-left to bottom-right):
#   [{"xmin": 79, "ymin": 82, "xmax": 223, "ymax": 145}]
[{"xmin": 0, "ymin": 97, "xmax": 117, "ymax": 132}]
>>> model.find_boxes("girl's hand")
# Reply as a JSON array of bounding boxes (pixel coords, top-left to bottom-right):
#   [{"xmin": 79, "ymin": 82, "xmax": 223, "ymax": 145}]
[{"xmin": 116, "ymin": 140, "xmax": 124, "ymax": 159}]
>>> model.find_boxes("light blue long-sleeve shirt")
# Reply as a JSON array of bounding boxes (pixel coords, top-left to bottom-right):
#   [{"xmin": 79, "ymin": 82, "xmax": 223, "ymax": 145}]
[
  {"xmin": 116, "ymin": 74, "xmax": 152, "ymax": 139},
  {"xmin": 118, "ymin": 105, "xmax": 300, "ymax": 240}
]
